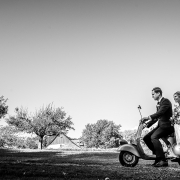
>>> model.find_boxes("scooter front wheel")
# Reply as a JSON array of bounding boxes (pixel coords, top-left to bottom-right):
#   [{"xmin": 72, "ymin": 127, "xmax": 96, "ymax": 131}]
[{"xmin": 119, "ymin": 151, "xmax": 139, "ymax": 167}]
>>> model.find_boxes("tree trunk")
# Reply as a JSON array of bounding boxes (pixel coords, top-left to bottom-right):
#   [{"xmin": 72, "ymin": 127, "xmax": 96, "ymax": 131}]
[{"xmin": 38, "ymin": 136, "xmax": 43, "ymax": 149}]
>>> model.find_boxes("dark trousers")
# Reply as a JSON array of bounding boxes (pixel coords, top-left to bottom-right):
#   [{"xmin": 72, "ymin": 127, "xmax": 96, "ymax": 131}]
[{"xmin": 143, "ymin": 126, "xmax": 174, "ymax": 160}]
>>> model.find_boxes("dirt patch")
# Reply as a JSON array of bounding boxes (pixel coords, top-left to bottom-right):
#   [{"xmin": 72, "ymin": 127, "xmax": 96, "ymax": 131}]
[{"xmin": 1, "ymin": 148, "xmax": 180, "ymax": 180}]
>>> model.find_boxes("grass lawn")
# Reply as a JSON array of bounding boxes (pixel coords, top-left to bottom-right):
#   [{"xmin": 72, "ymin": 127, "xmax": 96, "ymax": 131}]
[{"xmin": 1, "ymin": 148, "xmax": 180, "ymax": 180}]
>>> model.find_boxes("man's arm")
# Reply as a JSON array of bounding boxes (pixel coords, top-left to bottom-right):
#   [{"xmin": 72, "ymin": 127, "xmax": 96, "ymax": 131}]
[
  {"xmin": 141, "ymin": 116, "xmax": 157, "ymax": 128},
  {"xmin": 149, "ymin": 99, "xmax": 171, "ymax": 120},
  {"xmin": 146, "ymin": 118, "xmax": 158, "ymax": 128},
  {"xmin": 145, "ymin": 99, "xmax": 171, "ymax": 128}
]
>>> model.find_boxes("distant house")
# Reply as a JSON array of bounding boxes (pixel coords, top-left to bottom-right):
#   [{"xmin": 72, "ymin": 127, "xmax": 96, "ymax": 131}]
[
  {"xmin": 46, "ymin": 133, "xmax": 81, "ymax": 150},
  {"xmin": 71, "ymin": 139, "xmax": 84, "ymax": 147}
]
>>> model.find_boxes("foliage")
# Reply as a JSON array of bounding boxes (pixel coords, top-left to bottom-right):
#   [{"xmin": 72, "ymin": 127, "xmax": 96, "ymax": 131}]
[
  {"xmin": 0, "ymin": 96, "xmax": 8, "ymax": 119},
  {"xmin": 81, "ymin": 119, "xmax": 122, "ymax": 148},
  {"xmin": 171, "ymin": 104, "xmax": 180, "ymax": 125},
  {"xmin": 25, "ymin": 137, "xmax": 38, "ymax": 149},
  {"xmin": 121, "ymin": 129, "xmax": 137, "ymax": 143},
  {"xmin": 6, "ymin": 104, "xmax": 74, "ymax": 149},
  {"xmin": 0, "ymin": 126, "xmax": 19, "ymax": 147},
  {"xmin": 121, "ymin": 128, "xmax": 150, "ymax": 144},
  {"xmin": 0, "ymin": 125, "xmax": 38, "ymax": 149}
]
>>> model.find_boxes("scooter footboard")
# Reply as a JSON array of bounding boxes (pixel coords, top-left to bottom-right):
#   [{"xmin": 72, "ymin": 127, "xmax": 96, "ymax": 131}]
[{"xmin": 119, "ymin": 144, "xmax": 140, "ymax": 157}]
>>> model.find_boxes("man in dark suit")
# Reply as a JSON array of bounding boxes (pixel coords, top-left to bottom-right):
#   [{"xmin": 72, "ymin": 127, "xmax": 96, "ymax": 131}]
[{"xmin": 141, "ymin": 87, "xmax": 174, "ymax": 167}]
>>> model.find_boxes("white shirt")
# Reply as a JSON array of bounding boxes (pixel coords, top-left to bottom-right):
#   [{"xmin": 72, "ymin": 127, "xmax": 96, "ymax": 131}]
[{"xmin": 158, "ymin": 96, "xmax": 163, "ymax": 104}]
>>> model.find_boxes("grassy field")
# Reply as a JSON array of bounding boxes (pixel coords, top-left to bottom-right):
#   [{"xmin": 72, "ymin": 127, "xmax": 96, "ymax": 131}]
[{"xmin": 1, "ymin": 148, "xmax": 180, "ymax": 180}]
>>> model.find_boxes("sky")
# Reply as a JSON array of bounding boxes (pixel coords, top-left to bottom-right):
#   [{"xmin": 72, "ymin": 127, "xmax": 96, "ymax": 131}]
[{"xmin": 0, "ymin": 0, "xmax": 180, "ymax": 138}]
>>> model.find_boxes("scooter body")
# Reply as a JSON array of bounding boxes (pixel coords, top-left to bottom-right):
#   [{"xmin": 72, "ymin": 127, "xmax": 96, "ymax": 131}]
[
  {"xmin": 119, "ymin": 144, "xmax": 141, "ymax": 158},
  {"xmin": 119, "ymin": 106, "xmax": 180, "ymax": 167}
]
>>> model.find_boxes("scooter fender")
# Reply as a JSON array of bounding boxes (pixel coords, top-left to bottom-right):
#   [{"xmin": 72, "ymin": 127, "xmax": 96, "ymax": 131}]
[{"xmin": 119, "ymin": 144, "xmax": 140, "ymax": 157}]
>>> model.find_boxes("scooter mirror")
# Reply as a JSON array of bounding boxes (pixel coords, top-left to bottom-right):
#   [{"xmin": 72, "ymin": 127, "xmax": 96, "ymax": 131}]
[{"xmin": 138, "ymin": 105, "xmax": 142, "ymax": 120}]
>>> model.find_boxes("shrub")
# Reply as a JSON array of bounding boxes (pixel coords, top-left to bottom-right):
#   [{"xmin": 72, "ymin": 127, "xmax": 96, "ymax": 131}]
[
  {"xmin": 26, "ymin": 137, "xmax": 38, "ymax": 149},
  {"xmin": 0, "ymin": 126, "xmax": 38, "ymax": 149}
]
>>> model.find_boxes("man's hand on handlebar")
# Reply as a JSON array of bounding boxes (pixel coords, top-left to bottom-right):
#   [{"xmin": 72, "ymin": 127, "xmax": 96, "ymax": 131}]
[
  {"xmin": 142, "ymin": 122, "xmax": 147, "ymax": 129},
  {"xmin": 140, "ymin": 117, "xmax": 151, "ymax": 129},
  {"xmin": 140, "ymin": 117, "xmax": 149, "ymax": 123}
]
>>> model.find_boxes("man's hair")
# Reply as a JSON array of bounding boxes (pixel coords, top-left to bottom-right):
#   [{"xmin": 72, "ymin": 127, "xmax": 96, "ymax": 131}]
[
  {"xmin": 152, "ymin": 87, "xmax": 162, "ymax": 96},
  {"xmin": 174, "ymin": 91, "xmax": 180, "ymax": 97}
]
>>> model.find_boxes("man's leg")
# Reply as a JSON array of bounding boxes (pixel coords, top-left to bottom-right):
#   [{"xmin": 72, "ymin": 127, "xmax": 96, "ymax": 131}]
[
  {"xmin": 143, "ymin": 128, "xmax": 157, "ymax": 154},
  {"xmin": 151, "ymin": 126, "xmax": 174, "ymax": 161}
]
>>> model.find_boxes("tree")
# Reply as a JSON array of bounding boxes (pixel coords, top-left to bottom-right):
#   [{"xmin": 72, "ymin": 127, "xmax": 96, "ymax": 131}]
[
  {"xmin": 0, "ymin": 125, "xmax": 38, "ymax": 149},
  {"xmin": 0, "ymin": 96, "xmax": 8, "ymax": 119},
  {"xmin": 6, "ymin": 104, "xmax": 74, "ymax": 149},
  {"xmin": 121, "ymin": 129, "xmax": 137, "ymax": 143},
  {"xmin": 0, "ymin": 125, "xmax": 18, "ymax": 147},
  {"xmin": 81, "ymin": 119, "xmax": 122, "ymax": 148}
]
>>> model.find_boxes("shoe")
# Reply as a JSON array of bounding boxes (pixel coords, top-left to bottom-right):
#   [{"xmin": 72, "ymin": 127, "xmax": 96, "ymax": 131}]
[
  {"xmin": 151, "ymin": 159, "xmax": 159, "ymax": 166},
  {"xmin": 154, "ymin": 160, "xmax": 168, "ymax": 167}
]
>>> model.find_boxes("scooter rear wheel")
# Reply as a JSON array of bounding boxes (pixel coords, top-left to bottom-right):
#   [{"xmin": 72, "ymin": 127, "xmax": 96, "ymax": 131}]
[{"xmin": 119, "ymin": 151, "xmax": 139, "ymax": 167}]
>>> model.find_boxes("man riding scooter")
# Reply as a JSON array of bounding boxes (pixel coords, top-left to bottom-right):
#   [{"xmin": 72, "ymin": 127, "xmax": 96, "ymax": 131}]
[{"xmin": 141, "ymin": 87, "xmax": 174, "ymax": 167}]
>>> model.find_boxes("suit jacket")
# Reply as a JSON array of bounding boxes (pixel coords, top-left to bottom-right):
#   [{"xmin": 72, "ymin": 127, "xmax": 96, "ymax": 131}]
[{"xmin": 146, "ymin": 97, "xmax": 172, "ymax": 128}]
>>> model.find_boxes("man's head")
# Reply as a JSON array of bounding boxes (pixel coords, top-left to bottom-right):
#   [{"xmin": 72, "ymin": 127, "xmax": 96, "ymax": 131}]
[{"xmin": 152, "ymin": 87, "xmax": 162, "ymax": 101}]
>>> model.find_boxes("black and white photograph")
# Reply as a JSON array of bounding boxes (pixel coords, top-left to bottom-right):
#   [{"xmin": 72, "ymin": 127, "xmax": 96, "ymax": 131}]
[{"xmin": 0, "ymin": 0, "xmax": 180, "ymax": 179}]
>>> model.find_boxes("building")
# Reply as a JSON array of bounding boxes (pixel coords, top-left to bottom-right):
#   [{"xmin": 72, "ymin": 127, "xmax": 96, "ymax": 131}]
[{"xmin": 46, "ymin": 133, "xmax": 81, "ymax": 149}]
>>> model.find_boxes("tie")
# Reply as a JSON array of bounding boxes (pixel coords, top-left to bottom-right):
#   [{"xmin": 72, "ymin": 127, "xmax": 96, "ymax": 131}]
[{"xmin": 156, "ymin": 102, "xmax": 160, "ymax": 111}]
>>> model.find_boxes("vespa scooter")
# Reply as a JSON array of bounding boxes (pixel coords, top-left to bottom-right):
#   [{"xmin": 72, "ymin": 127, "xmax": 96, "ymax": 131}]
[{"xmin": 118, "ymin": 105, "xmax": 180, "ymax": 167}]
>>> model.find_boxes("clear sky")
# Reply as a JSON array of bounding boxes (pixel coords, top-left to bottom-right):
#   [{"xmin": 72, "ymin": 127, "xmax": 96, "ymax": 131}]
[{"xmin": 0, "ymin": 0, "xmax": 180, "ymax": 138}]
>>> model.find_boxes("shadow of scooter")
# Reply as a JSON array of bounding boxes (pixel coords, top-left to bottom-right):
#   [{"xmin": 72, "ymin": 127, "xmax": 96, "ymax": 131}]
[{"xmin": 118, "ymin": 105, "xmax": 180, "ymax": 167}]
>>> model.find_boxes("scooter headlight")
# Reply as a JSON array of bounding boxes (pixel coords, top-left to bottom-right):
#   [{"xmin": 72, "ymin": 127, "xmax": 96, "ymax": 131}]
[{"xmin": 173, "ymin": 144, "xmax": 180, "ymax": 156}]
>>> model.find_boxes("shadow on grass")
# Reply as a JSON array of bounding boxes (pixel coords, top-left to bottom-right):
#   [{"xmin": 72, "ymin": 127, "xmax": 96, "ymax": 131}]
[
  {"xmin": 0, "ymin": 148, "xmax": 119, "ymax": 164},
  {"xmin": 0, "ymin": 148, "xmax": 120, "ymax": 180},
  {"xmin": 1, "ymin": 148, "xmax": 180, "ymax": 180}
]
